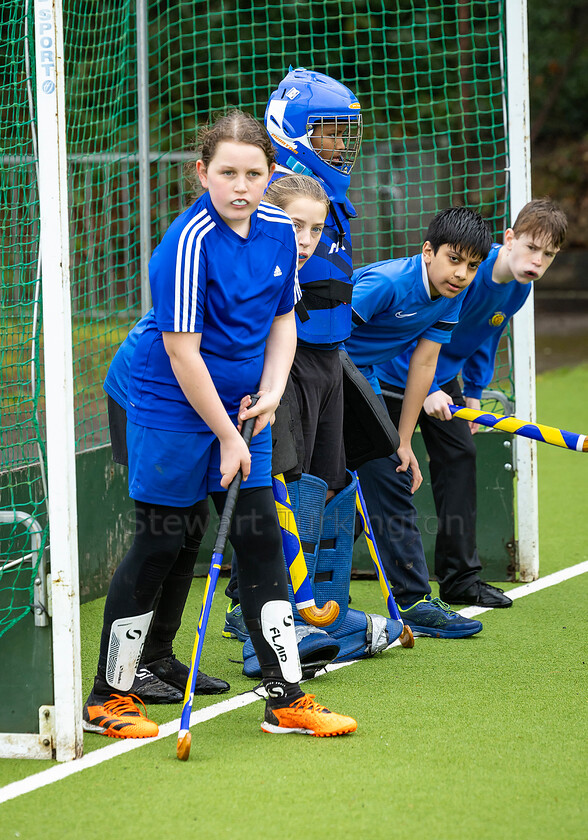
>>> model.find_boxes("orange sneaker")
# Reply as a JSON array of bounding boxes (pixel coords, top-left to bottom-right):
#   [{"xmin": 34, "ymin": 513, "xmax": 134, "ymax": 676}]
[
  {"xmin": 83, "ymin": 692, "xmax": 159, "ymax": 739},
  {"xmin": 261, "ymin": 694, "xmax": 357, "ymax": 737}
]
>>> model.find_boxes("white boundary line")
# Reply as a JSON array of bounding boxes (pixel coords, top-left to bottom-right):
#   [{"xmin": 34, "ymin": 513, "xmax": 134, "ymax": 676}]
[
  {"xmin": 1, "ymin": 559, "xmax": 587, "ymax": 805},
  {"xmin": 456, "ymin": 559, "xmax": 588, "ymax": 617}
]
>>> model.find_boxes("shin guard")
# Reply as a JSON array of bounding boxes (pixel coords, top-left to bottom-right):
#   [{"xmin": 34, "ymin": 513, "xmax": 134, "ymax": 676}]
[
  {"xmin": 312, "ymin": 473, "xmax": 404, "ymax": 657},
  {"xmin": 260, "ymin": 600, "xmax": 303, "ymax": 684},
  {"xmin": 106, "ymin": 611, "xmax": 153, "ymax": 691}
]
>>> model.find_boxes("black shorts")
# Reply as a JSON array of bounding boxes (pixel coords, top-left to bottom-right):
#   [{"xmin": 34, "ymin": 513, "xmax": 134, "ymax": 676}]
[
  {"xmin": 285, "ymin": 344, "xmax": 347, "ymax": 490},
  {"xmin": 107, "ymin": 395, "xmax": 128, "ymax": 466}
]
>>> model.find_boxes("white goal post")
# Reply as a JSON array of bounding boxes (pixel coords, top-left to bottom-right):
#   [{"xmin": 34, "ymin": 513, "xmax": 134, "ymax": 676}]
[
  {"xmin": 505, "ymin": 0, "xmax": 539, "ymax": 581},
  {"xmin": 0, "ymin": 0, "xmax": 536, "ymax": 762}
]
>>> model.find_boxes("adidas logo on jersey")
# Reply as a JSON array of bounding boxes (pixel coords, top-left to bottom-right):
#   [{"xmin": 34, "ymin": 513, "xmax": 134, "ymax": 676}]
[{"xmin": 274, "ymin": 265, "xmax": 283, "ymax": 277}]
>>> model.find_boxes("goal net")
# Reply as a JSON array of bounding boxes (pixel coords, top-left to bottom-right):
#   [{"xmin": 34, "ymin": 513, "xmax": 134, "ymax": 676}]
[{"xmin": 0, "ymin": 0, "xmax": 530, "ymax": 758}]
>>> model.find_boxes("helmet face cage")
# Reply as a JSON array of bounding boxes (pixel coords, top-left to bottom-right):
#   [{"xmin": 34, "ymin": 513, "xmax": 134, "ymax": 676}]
[
  {"xmin": 306, "ymin": 115, "xmax": 363, "ymax": 175},
  {"xmin": 265, "ymin": 69, "xmax": 362, "ymax": 201}
]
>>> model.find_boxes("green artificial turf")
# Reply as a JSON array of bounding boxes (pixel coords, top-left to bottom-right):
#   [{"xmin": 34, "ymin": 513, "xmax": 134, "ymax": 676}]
[
  {"xmin": 1, "ymin": 574, "xmax": 586, "ymax": 840},
  {"xmin": 1, "ymin": 365, "xmax": 587, "ymax": 838},
  {"xmin": 535, "ymin": 364, "xmax": 588, "ymax": 576}
]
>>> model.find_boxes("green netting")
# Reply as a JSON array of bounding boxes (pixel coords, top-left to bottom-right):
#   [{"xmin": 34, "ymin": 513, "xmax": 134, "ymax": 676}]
[
  {"xmin": 1, "ymin": 0, "xmax": 516, "ymax": 637},
  {"xmin": 0, "ymin": 2, "xmax": 48, "ymax": 636},
  {"xmin": 145, "ymin": 0, "xmax": 513, "ymax": 403},
  {"xmin": 64, "ymin": 0, "xmax": 140, "ymax": 449}
]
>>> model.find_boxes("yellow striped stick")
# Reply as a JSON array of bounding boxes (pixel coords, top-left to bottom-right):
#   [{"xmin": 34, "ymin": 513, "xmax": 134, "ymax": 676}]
[
  {"xmin": 354, "ymin": 475, "xmax": 414, "ymax": 648},
  {"xmin": 449, "ymin": 406, "xmax": 588, "ymax": 452},
  {"xmin": 272, "ymin": 473, "xmax": 339, "ymax": 627}
]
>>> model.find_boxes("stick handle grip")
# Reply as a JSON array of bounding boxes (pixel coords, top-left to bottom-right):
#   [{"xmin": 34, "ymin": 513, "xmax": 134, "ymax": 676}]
[
  {"xmin": 213, "ymin": 394, "xmax": 259, "ymax": 555},
  {"xmin": 448, "ymin": 404, "xmax": 588, "ymax": 452}
]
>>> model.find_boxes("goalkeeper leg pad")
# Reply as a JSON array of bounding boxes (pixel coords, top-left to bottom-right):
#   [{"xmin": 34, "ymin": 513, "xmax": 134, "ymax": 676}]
[
  {"xmin": 329, "ymin": 608, "xmax": 404, "ymax": 662},
  {"xmin": 311, "ymin": 472, "xmax": 357, "ymax": 633},
  {"xmin": 243, "ymin": 622, "xmax": 340, "ymax": 680}
]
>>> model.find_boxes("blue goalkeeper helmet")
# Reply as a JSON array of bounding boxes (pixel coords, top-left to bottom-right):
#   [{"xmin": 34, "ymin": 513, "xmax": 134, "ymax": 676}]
[{"xmin": 264, "ymin": 68, "xmax": 362, "ymax": 203}]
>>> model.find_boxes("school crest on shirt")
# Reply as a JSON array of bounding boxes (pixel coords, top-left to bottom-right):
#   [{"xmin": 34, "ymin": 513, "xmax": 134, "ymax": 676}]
[{"xmin": 489, "ymin": 311, "xmax": 506, "ymax": 327}]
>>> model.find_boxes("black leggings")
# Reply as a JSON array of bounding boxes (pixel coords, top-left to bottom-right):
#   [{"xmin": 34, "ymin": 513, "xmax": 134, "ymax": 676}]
[{"xmin": 97, "ymin": 486, "xmax": 290, "ymax": 680}]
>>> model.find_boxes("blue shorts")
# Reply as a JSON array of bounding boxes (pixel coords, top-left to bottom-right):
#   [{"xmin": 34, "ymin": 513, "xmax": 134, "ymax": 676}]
[{"xmin": 127, "ymin": 420, "xmax": 272, "ymax": 506}]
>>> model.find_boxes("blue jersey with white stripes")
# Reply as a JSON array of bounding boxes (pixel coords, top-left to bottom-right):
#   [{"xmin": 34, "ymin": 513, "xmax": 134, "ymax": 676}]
[
  {"xmin": 377, "ymin": 245, "xmax": 531, "ymax": 398},
  {"xmin": 127, "ymin": 190, "xmax": 299, "ymax": 431},
  {"xmin": 345, "ymin": 253, "xmax": 463, "ymax": 391}
]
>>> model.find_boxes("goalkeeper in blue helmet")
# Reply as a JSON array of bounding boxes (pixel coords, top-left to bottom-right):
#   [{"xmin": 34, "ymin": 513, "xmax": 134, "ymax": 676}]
[
  {"xmin": 264, "ymin": 67, "xmax": 363, "ymax": 495},
  {"xmin": 223, "ymin": 69, "xmax": 382, "ymax": 654}
]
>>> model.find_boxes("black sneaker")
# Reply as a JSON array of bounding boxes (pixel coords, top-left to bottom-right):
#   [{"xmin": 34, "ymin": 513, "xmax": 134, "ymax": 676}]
[
  {"xmin": 146, "ymin": 654, "xmax": 230, "ymax": 695},
  {"xmin": 440, "ymin": 581, "xmax": 513, "ymax": 608},
  {"xmin": 130, "ymin": 667, "xmax": 184, "ymax": 704},
  {"xmin": 92, "ymin": 671, "xmax": 183, "ymax": 705}
]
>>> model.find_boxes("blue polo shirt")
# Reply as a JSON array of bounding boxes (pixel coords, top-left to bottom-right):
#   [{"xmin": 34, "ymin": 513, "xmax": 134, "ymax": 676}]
[
  {"xmin": 345, "ymin": 253, "xmax": 463, "ymax": 392},
  {"xmin": 378, "ymin": 245, "xmax": 531, "ymax": 398},
  {"xmin": 126, "ymin": 191, "xmax": 299, "ymax": 431}
]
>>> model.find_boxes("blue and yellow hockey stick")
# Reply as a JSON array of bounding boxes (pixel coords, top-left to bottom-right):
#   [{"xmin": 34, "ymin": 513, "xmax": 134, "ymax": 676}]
[
  {"xmin": 354, "ymin": 474, "xmax": 415, "ymax": 648},
  {"xmin": 177, "ymin": 397, "xmax": 258, "ymax": 761},
  {"xmin": 448, "ymin": 405, "xmax": 588, "ymax": 452},
  {"xmin": 272, "ymin": 472, "xmax": 339, "ymax": 626}
]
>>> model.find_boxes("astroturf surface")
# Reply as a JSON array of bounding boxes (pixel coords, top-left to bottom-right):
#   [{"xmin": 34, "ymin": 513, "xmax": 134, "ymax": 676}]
[{"xmin": 1, "ymin": 365, "xmax": 587, "ymax": 839}]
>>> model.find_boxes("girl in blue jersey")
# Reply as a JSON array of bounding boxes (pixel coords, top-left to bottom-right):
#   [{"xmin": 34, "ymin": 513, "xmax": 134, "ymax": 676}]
[
  {"xmin": 103, "ymin": 175, "xmax": 330, "ymax": 687},
  {"xmin": 222, "ymin": 174, "xmax": 332, "ymax": 637},
  {"xmin": 84, "ymin": 111, "xmax": 356, "ymax": 740}
]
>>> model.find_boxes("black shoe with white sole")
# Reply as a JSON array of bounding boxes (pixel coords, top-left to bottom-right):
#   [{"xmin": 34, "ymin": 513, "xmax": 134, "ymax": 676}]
[
  {"xmin": 440, "ymin": 580, "xmax": 513, "ymax": 608},
  {"xmin": 146, "ymin": 654, "xmax": 230, "ymax": 695}
]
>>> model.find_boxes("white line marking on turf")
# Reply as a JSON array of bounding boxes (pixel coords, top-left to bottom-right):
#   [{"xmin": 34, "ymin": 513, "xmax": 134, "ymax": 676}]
[
  {"xmin": 1, "ymin": 559, "xmax": 587, "ymax": 805},
  {"xmin": 456, "ymin": 558, "xmax": 588, "ymax": 618}
]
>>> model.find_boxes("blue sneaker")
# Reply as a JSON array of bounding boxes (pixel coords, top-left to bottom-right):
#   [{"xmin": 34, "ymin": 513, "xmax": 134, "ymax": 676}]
[
  {"xmin": 222, "ymin": 603, "xmax": 249, "ymax": 641},
  {"xmin": 398, "ymin": 596, "xmax": 482, "ymax": 638}
]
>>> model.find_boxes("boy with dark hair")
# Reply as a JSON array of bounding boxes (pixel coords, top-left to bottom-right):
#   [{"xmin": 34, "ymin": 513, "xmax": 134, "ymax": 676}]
[
  {"xmin": 374, "ymin": 198, "xmax": 567, "ymax": 608},
  {"xmin": 346, "ymin": 206, "xmax": 493, "ymax": 637}
]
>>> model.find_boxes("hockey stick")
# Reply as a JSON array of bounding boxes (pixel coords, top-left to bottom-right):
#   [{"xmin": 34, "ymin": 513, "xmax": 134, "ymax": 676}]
[
  {"xmin": 272, "ymin": 473, "xmax": 339, "ymax": 627},
  {"xmin": 354, "ymin": 473, "xmax": 415, "ymax": 648},
  {"xmin": 177, "ymin": 396, "xmax": 259, "ymax": 761},
  {"xmin": 448, "ymin": 405, "xmax": 588, "ymax": 452}
]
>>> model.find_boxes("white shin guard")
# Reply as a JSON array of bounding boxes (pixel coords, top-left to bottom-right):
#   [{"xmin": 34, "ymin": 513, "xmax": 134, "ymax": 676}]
[
  {"xmin": 106, "ymin": 611, "xmax": 153, "ymax": 691},
  {"xmin": 260, "ymin": 600, "xmax": 303, "ymax": 684}
]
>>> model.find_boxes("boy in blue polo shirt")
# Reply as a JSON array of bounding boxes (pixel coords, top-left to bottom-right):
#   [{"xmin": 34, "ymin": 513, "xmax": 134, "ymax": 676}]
[
  {"xmin": 346, "ymin": 206, "xmax": 492, "ymax": 637},
  {"xmin": 375, "ymin": 199, "xmax": 567, "ymax": 608}
]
